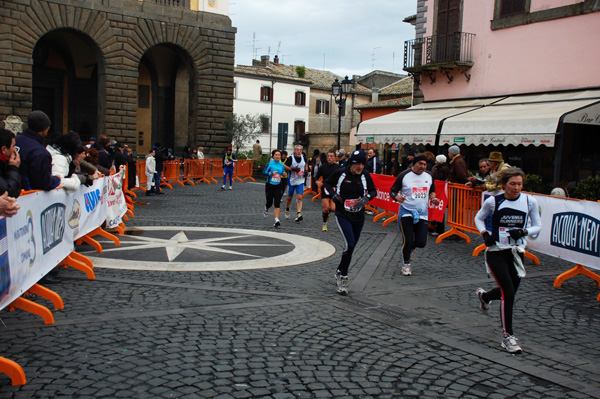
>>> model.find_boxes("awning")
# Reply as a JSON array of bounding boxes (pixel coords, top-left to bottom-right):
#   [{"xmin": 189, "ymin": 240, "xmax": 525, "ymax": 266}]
[
  {"xmin": 562, "ymin": 100, "xmax": 600, "ymax": 126},
  {"xmin": 356, "ymin": 98, "xmax": 502, "ymax": 145},
  {"xmin": 440, "ymin": 90, "xmax": 600, "ymax": 147}
]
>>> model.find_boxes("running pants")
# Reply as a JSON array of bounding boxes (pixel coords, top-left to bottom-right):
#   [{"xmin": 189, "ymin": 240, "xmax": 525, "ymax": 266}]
[
  {"xmin": 223, "ymin": 167, "xmax": 233, "ymax": 186},
  {"xmin": 399, "ymin": 216, "xmax": 429, "ymax": 263},
  {"xmin": 265, "ymin": 183, "xmax": 283, "ymax": 209},
  {"xmin": 335, "ymin": 215, "xmax": 364, "ymax": 276},
  {"xmin": 483, "ymin": 249, "xmax": 522, "ymax": 337}
]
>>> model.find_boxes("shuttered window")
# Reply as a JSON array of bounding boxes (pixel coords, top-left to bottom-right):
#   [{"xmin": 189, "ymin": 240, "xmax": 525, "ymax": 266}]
[
  {"xmin": 260, "ymin": 86, "xmax": 272, "ymax": 102},
  {"xmin": 316, "ymin": 99, "xmax": 329, "ymax": 115},
  {"xmin": 295, "ymin": 91, "xmax": 306, "ymax": 106}
]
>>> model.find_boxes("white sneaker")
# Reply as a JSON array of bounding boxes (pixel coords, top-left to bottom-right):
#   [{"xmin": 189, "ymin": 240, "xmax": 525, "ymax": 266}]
[
  {"xmin": 263, "ymin": 208, "xmax": 269, "ymax": 217},
  {"xmin": 401, "ymin": 263, "xmax": 412, "ymax": 276},
  {"xmin": 273, "ymin": 219, "xmax": 280, "ymax": 228},
  {"xmin": 285, "ymin": 210, "xmax": 290, "ymax": 219},
  {"xmin": 476, "ymin": 288, "xmax": 491, "ymax": 315},
  {"xmin": 501, "ymin": 335, "xmax": 522, "ymax": 353},
  {"xmin": 336, "ymin": 276, "xmax": 348, "ymax": 295},
  {"xmin": 221, "ymin": 185, "xmax": 225, "ymax": 190},
  {"xmin": 229, "ymin": 186, "xmax": 233, "ymax": 190}
]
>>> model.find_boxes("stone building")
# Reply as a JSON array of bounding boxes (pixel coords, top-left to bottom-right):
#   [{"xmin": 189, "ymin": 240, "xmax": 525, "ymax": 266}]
[{"xmin": 0, "ymin": 0, "xmax": 235, "ymax": 157}]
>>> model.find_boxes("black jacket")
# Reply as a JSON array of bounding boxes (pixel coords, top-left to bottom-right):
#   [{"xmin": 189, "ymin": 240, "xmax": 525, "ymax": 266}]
[
  {"xmin": 325, "ymin": 167, "xmax": 377, "ymax": 222},
  {"xmin": 15, "ymin": 129, "xmax": 60, "ymax": 191},
  {"xmin": 0, "ymin": 159, "xmax": 22, "ymax": 197}
]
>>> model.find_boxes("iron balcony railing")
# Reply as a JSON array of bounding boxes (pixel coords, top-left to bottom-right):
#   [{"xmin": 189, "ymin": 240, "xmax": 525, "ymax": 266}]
[
  {"xmin": 404, "ymin": 32, "xmax": 475, "ymax": 70},
  {"xmin": 151, "ymin": 0, "xmax": 190, "ymax": 8}
]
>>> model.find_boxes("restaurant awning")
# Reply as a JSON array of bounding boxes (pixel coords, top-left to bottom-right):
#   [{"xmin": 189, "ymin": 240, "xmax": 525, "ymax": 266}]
[
  {"xmin": 440, "ymin": 90, "xmax": 600, "ymax": 147},
  {"xmin": 356, "ymin": 98, "xmax": 502, "ymax": 145}
]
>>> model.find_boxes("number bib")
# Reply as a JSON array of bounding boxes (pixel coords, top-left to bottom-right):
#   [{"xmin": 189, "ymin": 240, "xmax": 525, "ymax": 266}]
[
  {"xmin": 412, "ymin": 186, "xmax": 427, "ymax": 199},
  {"xmin": 344, "ymin": 198, "xmax": 360, "ymax": 211},
  {"xmin": 498, "ymin": 227, "xmax": 512, "ymax": 245},
  {"xmin": 271, "ymin": 175, "xmax": 281, "ymax": 184}
]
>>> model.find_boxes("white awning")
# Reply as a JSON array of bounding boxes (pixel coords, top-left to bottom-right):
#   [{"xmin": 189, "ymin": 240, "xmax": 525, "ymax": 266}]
[
  {"xmin": 356, "ymin": 98, "xmax": 502, "ymax": 145},
  {"xmin": 440, "ymin": 90, "xmax": 600, "ymax": 147},
  {"xmin": 562, "ymin": 100, "xmax": 600, "ymax": 126}
]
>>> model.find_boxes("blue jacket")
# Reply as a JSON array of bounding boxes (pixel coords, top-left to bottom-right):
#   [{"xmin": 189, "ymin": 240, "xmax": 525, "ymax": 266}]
[
  {"xmin": 15, "ymin": 129, "xmax": 61, "ymax": 191},
  {"xmin": 263, "ymin": 159, "xmax": 285, "ymax": 185}
]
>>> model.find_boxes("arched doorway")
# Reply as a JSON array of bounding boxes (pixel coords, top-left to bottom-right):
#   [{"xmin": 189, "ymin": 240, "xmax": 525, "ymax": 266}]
[
  {"xmin": 32, "ymin": 29, "xmax": 104, "ymax": 140},
  {"xmin": 137, "ymin": 44, "xmax": 195, "ymax": 156}
]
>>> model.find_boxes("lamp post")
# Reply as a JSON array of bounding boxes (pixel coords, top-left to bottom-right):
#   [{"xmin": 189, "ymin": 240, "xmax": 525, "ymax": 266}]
[{"xmin": 332, "ymin": 76, "xmax": 352, "ymax": 151}]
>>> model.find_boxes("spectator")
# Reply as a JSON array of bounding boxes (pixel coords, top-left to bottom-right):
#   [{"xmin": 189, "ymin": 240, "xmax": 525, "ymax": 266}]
[
  {"xmin": 430, "ymin": 154, "xmax": 450, "ymax": 236},
  {"xmin": 337, "ymin": 149, "xmax": 347, "ymax": 167},
  {"xmin": 0, "ymin": 128, "xmax": 22, "ymax": 197},
  {"xmin": 197, "ymin": 146, "xmax": 205, "ymax": 159},
  {"xmin": 191, "ymin": 147, "xmax": 199, "ymax": 159},
  {"xmin": 153, "ymin": 143, "xmax": 167, "ymax": 194},
  {"xmin": 91, "ymin": 135, "xmax": 113, "ymax": 171},
  {"xmin": 424, "ymin": 151, "xmax": 436, "ymax": 171},
  {"xmin": 85, "ymin": 148, "xmax": 111, "ymax": 176},
  {"xmin": 145, "ymin": 148, "xmax": 156, "ymax": 196},
  {"xmin": 399, "ymin": 149, "xmax": 416, "ymax": 173},
  {"xmin": 15, "ymin": 110, "xmax": 61, "ymax": 191},
  {"xmin": 485, "ymin": 152, "xmax": 510, "ymax": 192},
  {"xmin": 253, "ymin": 140, "xmax": 262, "ymax": 161},
  {"xmin": 46, "ymin": 132, "xmax": 82, "ymax": 193},
  {"xmin": 86, "ymin": 136, "xmax": 96, "ymax": 149},
  {"xmin": 182, "ymin": 145, "xmax": 192, "ymax": 160},
  {"xmin": 112, "ymin": 143, "xmax": 128, "ymax": 171},
  {"xmin": 366, "ymin": 148, "xmax": 382, "ymax": 174},
  {"xmin": 466, "ymin": 158, "xmax": 491, "ymax": 188},
  {"xmin": 447, "ymin": 145, "xmax": 468, "ymax": 184}
]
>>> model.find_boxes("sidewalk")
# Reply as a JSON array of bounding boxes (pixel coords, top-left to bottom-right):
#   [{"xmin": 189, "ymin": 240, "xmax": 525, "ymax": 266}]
[{"xmin": 0, "ymin": 180, "xmax": 598, "ymax": 398}]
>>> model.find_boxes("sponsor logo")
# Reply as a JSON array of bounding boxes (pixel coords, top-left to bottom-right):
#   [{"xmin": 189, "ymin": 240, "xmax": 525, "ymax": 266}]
[
  {"xmin": 453, "ymin": 137, "xmax": 465, "ymax": 143},
  {"xmin": 13, "ymin": 210, "xmax": 36, "ymax": 267},
  {"xmin": 84, "ymin": 189, "xmax": 102, "ymax": 213},
  {"xmin": 551, "ymin": 212, "xmax": 600, "ymax": 257},
  {"xmin": 0, "ymin": 218, "xmax": 10, "ymax": 301},
  {"xmin": 41, "ymin": 204, "xmax": 66, "ymax": 254},
  {"xmin": 69, "ymin": 200, "xmax": 81, "ymax": 229}
]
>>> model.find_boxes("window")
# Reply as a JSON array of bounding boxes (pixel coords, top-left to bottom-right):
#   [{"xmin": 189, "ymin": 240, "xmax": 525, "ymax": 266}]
[
  {"xmin": 295, "ymin": 91, "xmax": 306, "ymax": 106},
  {"xmin": 138, "ymin": 85, "xmax": 150, "ymax": 108},
  {"xmin": 316, "ymin": 99, "xmax": 329, "ymax": 115},
  {"xmin": 294, "ymin": 120, "xmax": 306, "ymax": 141},
  {"xmin": 500, "ymin": 0, "xmax": 525, "ymax": 17},
  {"xmin": 260, "ymin": 86, "xmax": 272, "ymax": 102},
  {"xmin": 260, "ymin": 115, "xmax": 270, "ymax": 133},
  {"xmin": 339, "ymin": 103, "xmax": 346, "ymax": 117}
]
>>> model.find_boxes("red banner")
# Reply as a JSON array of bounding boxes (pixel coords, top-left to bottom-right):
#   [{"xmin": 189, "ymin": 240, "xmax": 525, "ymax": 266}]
[
  {"xmin": 369, "ymin": 174, "xmax": 399, "ymax": 214},
  {"xmin": 428, "ymin": 180, "xmax": 448, "ymax": 222}
]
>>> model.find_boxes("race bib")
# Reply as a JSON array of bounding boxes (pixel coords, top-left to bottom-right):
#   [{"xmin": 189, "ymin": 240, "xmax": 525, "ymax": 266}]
[
  {"xmin": 412, "ymin": 186, "xmax": 428, "ymax": 199},
  {"xmin": 498, "ymin": 227, "xmax": 512, "ymax": 245},
  {"xmin": 271, "ymin": 174, "xmax": 281, "ymax": 184},
  {"xmin": 344, "ymin": 198, "xmax": 360, "ymax": 211}
]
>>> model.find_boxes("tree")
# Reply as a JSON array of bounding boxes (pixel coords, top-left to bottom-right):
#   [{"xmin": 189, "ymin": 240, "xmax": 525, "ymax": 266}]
[{"xmin": 223, "ymin": 113, "xmax": 263, "ymax": 155}]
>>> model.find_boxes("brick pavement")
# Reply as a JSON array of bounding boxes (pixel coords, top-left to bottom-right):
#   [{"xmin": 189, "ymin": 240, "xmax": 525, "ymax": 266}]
[{"xmin": 0, "ymin": 179, "xmax": 598, "ymax": 398}]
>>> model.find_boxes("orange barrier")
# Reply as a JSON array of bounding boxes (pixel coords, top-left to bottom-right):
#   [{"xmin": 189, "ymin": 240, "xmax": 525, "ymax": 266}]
[
  {"xmin": 131, "ymin": 160, "xmax": 147, "ymax": 193},
  {"xmin": 235, "ymin": 160, "xmax": 255, "ymax": 182},
  {"xmin": 207, "ymin": 159, "xmax": 223, "ymax": 184},
  {"xmin": 122, "ymin": 164, "xmax": 137, "ymax": 198},
  {"xmin": 161, "ymin": 161, "xmax": 183, "ymax": 189},
  {"xmin": 0, "ymin": 357, "xmax": 26, "ymax": 386}
]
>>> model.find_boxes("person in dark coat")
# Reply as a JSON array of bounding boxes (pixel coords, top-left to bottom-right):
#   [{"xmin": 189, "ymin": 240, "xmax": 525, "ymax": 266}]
[
  {"xmin": 0, "ymin": 128, "xmax": 22, "ymax": 198},
  {"xmin": 15, "ymin": 110, "xmax": 61, "ymax": 191},
  {"xmin": 91, "ymin": 135, "xmax": 113, "ymax": 171},
  {"xmin": 153, "ymin": 143, "xmax": 167, "ymax": 194}
]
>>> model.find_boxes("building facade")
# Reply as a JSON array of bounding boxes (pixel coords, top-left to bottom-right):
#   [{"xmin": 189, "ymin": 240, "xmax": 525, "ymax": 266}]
[{"xmin": 0, "ymin": 0, "xmax": 236, "ymax": 157}]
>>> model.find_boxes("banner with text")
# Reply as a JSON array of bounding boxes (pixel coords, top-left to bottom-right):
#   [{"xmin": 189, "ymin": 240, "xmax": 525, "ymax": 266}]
[
  {"xmin": 428, "ymin": 180, "xmax": 448, "ymax": 222},
  {"xmin": 105, "ymin": 170, "xmax": 127, "ymax": 229},
  {"xmin": 527, "ymin": 194, "xmax": 600, "ymax": 271},
  {"xmin": 369, "ymin": 174, "xmax": 399, "ymax": 214}
]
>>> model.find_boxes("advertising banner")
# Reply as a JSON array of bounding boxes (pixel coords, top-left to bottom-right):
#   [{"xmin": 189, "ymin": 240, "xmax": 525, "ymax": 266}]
[
  {"xmin": 369, "ymin": 174, "xmax": 399, "ymax": 214},
  {"xmin": 428, "ymin": 180, "xmax": 448, "ymax": 222},
  {"xmin": 105, "ymin": 170, "xmax": 127, "ymax": 229},
  {"xmin": 72, "ymin": 179, "xmax": 107, "ymax": 240},
  {"xmin": 527, "ymin": 194, "xmax": 600, "ymax": 271}
]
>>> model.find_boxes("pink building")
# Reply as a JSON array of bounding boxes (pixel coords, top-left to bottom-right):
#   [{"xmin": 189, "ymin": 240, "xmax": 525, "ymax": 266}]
[{"xmin": 358, "ymin": 0, "xmax": 600, "ymax": 188}]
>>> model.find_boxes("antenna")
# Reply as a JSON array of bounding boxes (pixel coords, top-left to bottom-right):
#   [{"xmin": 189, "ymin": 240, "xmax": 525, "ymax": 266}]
[
  {"xmin": 372, "ymin": 47, "xmax": 381, "ymax": 70},
  {"xmin": 277, "ymin": 41, "xmax": 281, "ymax": 56},
  {"xmin": 392, "ymin": 51, "xmax": 395, "ymax": 73}
]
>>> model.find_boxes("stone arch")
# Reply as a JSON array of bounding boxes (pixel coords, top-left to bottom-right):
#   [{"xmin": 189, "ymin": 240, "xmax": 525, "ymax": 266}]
[{"xmin": 136, "ymin": 43, "xmax": 197, "ymax": 156}]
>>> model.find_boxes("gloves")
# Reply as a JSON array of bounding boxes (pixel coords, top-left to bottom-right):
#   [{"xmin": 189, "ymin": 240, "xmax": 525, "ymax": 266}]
[
  {"xmin": 76, "ymin": 174, "xmax": 94, "ymax": 187},
  {"xmin": 509, "ymin": 229, "xmax": 527, "ymax": 241},
  {"xmin": 293, "ymin": 167, "xmax": 301, "ymax": 173},
  {"xmin": 349, "ymin": 196, "xmax": 370, "ymax": 213},
  {"xmin": 333, "ymin": 193, "xmax": 343, "ymax": 204},
  {"xmin": 482, "ymin": 232, "xmax": 495, "ymax": 247}
]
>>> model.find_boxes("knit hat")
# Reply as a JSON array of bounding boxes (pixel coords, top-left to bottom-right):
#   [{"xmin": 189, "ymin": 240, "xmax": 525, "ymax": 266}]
[
  {"xmin": 412, "ymin": 153, "xmax": 427, "ymax": 164},
  {"xmin": 348, "ymin": 150, "xmax": 366, "ymax": 165},
  {"xmin": 488, "ymin": 151, "xmax": 504, "ymax": 163},
  {"xmin": 408, "ymin": 149, "xmax": 417, "ymax": 156},
  {"xmin": 436, "ymin": 154, "xmax": 447, "ymax": 164},
  {"xmin": 448, "ymin": 145, "xmax": 460, "ymax": 155},
  {"xmin": 27, "ymin": 110, "xmax": 51, "ymax": 133}
]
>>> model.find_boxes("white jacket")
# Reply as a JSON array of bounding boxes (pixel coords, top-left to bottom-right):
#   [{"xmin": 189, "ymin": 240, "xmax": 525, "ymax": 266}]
[
  {"xmin": 145, "ymin": 154, "xmax": 156, "ymax": 175},
  {"xmin": 46, "ymin": 145, "xmax": 81, "ymax": 193}
]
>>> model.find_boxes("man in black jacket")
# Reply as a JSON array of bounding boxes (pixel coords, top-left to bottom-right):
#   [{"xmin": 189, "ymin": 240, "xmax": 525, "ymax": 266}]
[{"xmin": 153, "ymin": 143, "xmax": 167, "ymax": 194}]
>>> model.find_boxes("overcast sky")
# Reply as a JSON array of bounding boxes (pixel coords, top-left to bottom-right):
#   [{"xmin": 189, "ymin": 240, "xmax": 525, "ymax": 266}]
[{"xmin": 230, "ymin": 0, "xmax": 417, "ymax": 78}]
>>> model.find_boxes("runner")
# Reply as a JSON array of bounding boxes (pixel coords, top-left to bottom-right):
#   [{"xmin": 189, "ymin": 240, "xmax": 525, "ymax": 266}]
[
  {"xmin": 262, "ymin": 149, "xmax": 285, "ymax": 228},
  {"xmin": 325, "ymin": 150, "xmax": 376, "ymax": 295},
  {"xmin": 314, "ymin": 150, "xmax": 343, "ymax": 231},
  {"xmin": 221, "ymin": 146, "xmax": 237, "ymax": 190},
  {"xmin": 389, "ymin": 153, "xmax": 440, "ymax": 276},
  {"xmin": 474, "ymin": 167, "xmax": 541, "ymax": 354},
  {"xmin": 284, "ymin": 144, "xmax": 309, "ymax": 222}
]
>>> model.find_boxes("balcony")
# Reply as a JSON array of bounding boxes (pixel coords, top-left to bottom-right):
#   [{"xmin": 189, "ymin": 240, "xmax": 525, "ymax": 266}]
[{"xmin": 404, "ymin": 32, "xmax": 475, "ymax": 83}]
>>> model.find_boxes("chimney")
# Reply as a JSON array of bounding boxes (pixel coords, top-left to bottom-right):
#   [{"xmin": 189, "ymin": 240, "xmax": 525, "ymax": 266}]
[
  {"xmin": 372, "ymin": 88, "xmax": 379, "ymax": 103},
  {"xmin": 260, "ymin": 55, "xmax": 270, "ymax": 66},
  {"xmin": 273, "ymin": 55, "xmax": 279, "ymax": 65}
]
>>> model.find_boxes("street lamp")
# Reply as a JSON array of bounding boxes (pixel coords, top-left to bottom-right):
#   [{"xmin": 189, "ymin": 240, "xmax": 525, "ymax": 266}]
[{"xmin": 332, "ymin": 76, "xmax": 352, "ymax": 151}]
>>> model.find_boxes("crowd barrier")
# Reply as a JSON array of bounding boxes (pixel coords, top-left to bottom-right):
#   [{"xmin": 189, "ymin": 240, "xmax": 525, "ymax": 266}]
[
  {"xmin": 0, "ymin": 169, "xmax": 130, "ymax": 385},
  {"xmin": 129, "ymin": 159, "xmax": 255, "ymax": 191}
]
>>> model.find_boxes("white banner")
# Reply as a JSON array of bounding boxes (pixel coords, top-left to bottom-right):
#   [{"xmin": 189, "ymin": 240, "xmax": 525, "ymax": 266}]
[
  {"xmin": 105, "ymin": 170, "xmax": 127, "ymax": 229},
  {"xmin": 72, "ymin": 179, "xmax": 108, "ymax": 240},
  {"xmin": 527, "ymin": 194, "xmax": 600, "ymax": 270}
]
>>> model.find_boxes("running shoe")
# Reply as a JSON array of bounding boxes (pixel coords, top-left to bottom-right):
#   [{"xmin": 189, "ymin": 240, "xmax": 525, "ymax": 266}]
[
  {"xmin": 334, "ymin": 269, "xmax": 341, "ymax": 284},
  {"xmin": 337, "ymin": 276, "xmax": 348, "ymax": 295},
  {"xmin": 285, "ymin": 210, "xmax": 290, "ymax": 219},
  {"xmin": 322, "ymin": 223, "xmax": 328, "ymax": 232},
  {"xmin": 501, "ymin": 335, "xmax": 522, "ymax": 353},
  {"xmin": 273, "ymin": 219, "xmax": 281, "ymax": 228},
  {"xmin": 221, "ymin": 185, "xmax": 225, "ymax": 190},
  {"xmin": 476, "ymin": 288, "xmax": 491, "ymax": 315},
  {"xmin": 327, "ymin": 213, "xmax": 331, "ymax": 222},
  {"xmin": 229, "ymin": 186, "xmax": 233, "ymax": 190},
  {"xmin": 365, "ymin": 210, "xmax": 375, "ymax": 215},
  {"xmin": 263, "ymin": 208, "xmax": 269, "ymax": 217},
  {"xmin": 295, "ymin": 213, "xmax": 303, "ymax": 222},
  {"xmin": 401, "ymin": 263, "xmax": 412, "ymax": 276}
]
